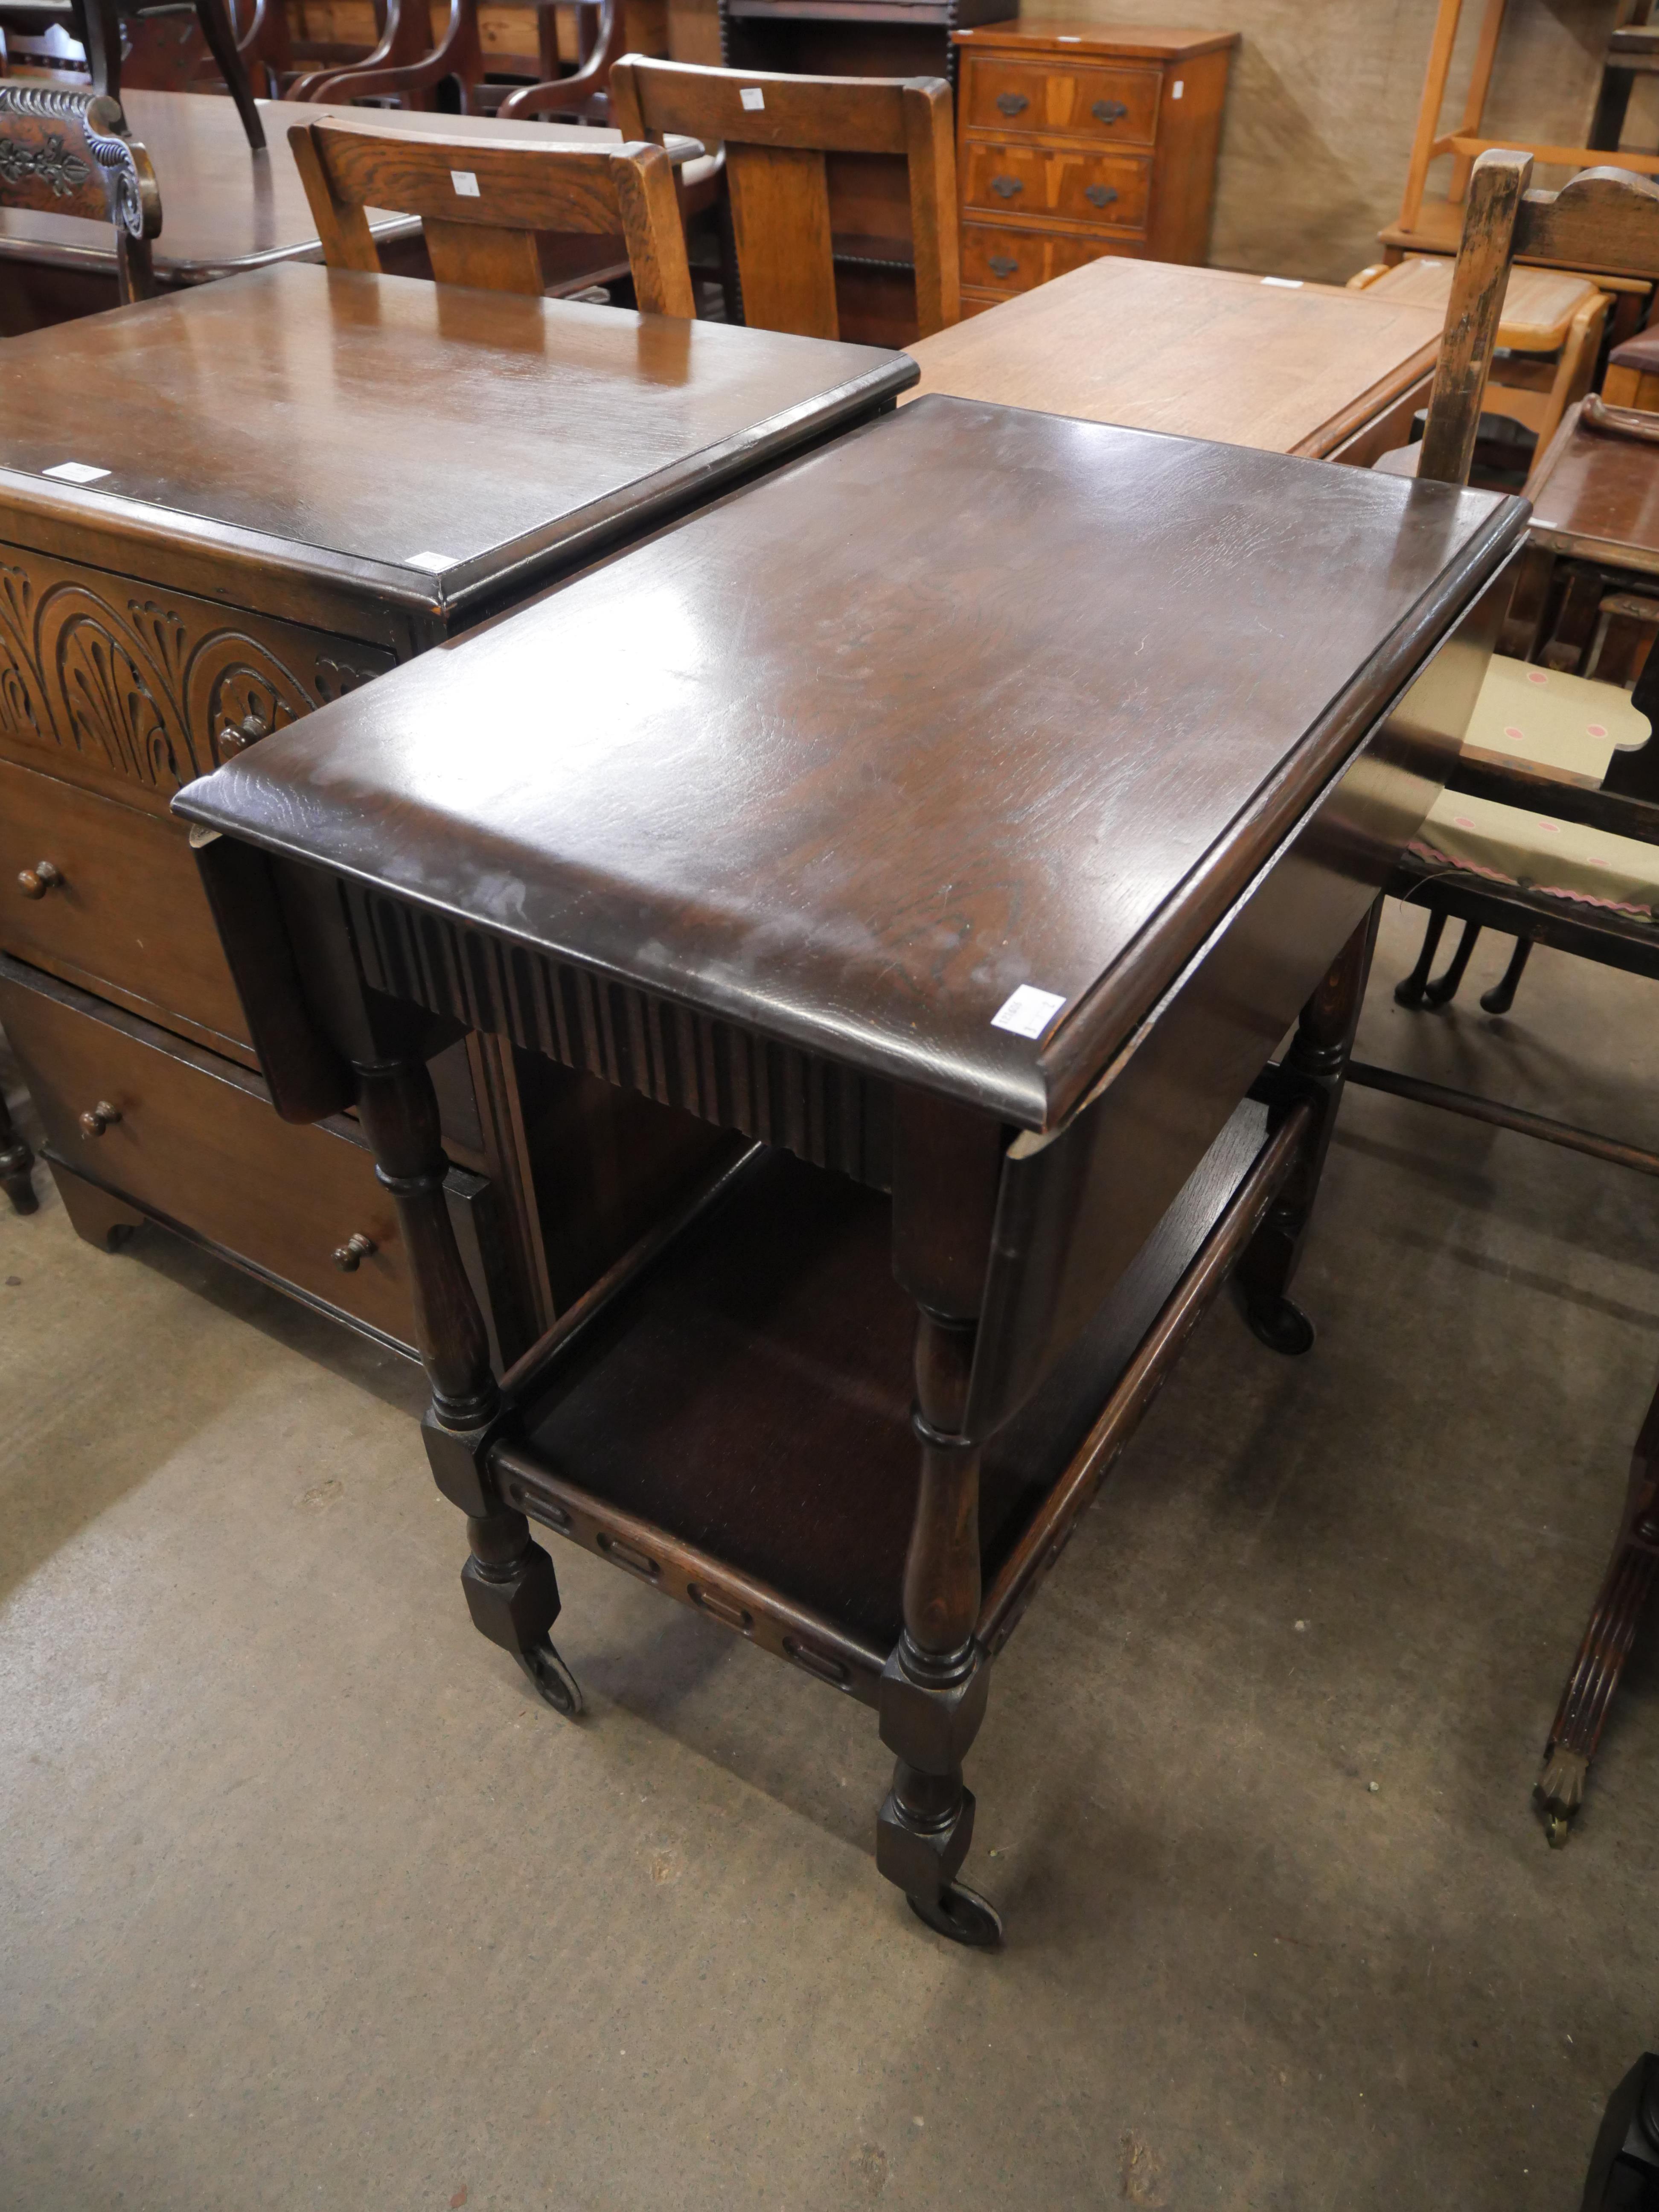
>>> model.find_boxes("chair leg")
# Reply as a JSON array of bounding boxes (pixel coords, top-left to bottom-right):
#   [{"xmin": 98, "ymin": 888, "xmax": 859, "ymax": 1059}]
[
  {"xmin": 1422, "ymin": 917, "xmax": 1481, "ymax": 1008},
  {"xmin": 1537, "ymin": 1376, "xmax": 1659, "ymax": 1846},
  {"xmin": 1479, "ymin": 934, "xmax": 1533, "ymax": 1015},
  {"xmin": 192, "ymin": 0, "xmax": 268, "ymax": 148},
  {"xmin": 0, "ymin": 1083, "xmax": 37, "ymax": 1215},
  {"xmin": 1394, "ymin": 907, "xmax": 1448, "ymax": 1007}
]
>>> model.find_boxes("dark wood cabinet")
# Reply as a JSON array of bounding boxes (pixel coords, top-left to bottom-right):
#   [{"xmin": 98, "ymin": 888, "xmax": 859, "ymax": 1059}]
[{"xmin": 0, "ymin": 259, "xmax": 912, "ymax": 1359}]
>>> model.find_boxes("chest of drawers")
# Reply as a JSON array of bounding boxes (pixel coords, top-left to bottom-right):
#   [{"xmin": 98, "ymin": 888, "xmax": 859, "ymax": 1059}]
[
  {"xmin": 0, "ymin": 261, "xmax": 911, "ymax": 1360},
  {"xmin": 951, "ymin": 20, "xmax": 1237, "ymax": 315}
]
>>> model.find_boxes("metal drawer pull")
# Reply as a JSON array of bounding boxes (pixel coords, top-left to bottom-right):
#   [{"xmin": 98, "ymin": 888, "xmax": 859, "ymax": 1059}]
[
  {"xmin": 18, "ymin": 859, "xmax": 64, "ymax": 899},
  {"xmin": 1091, "ymin": 98, "xmax": 1128, "ymax": 122},
  {"xmin": 990, "ymin": 174, "xmax": 1022, "ymax": 198},
  {"xmin": 1084, "ymin": 184, "xmax": 1119, "ymax": 207},
  {"xmin": 988, "ymin": 254, "xmax": 1019, "ymax": 276},
  {"xmin": 79, "ymin": 1100, "xmax": 121, "ymax": 1138},
  {"xmin": 994, "ymin": 91, "xmax": 1028, "ymax": 115},
  {"xmin": 332, "ymin": 1231, "xmax": 377, "ymax": 1272}
]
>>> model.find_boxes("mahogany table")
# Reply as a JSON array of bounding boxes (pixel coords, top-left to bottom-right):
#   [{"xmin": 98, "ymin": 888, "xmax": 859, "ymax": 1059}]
[
  {"xmin": 178, "ymin": 396, "xmax": 1525, "ymax": 1945},
  {"xmin": 0, "ymin": 261, "xmax": 911, "ymax": 1358},
  {"xmin": 0, "ymin": 88, "xmax": 702, "ymax": 328},
  {"xmin": 905, "ymin": 253, "xmax": 1446, "ymax": 465}
]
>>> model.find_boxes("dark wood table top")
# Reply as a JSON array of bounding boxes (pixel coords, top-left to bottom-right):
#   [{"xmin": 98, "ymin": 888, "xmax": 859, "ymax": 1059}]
[
  {"xmin": 0, "ymin": 262, "xmax": 914, "ymax": 619},
  {"xmin": 177, "ymin": 396, "xmax": 1524, "ymax": 1131},
  {"xmin": 1528, "ymin": 401, "xmax": 1659, "ymax": 576},
  {"xmin": 0, "ymin": 91, "xmax": 701, "ymax": 285}
]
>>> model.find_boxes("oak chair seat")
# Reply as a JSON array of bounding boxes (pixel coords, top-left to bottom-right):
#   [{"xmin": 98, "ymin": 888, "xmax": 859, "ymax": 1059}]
[{"xmin": 1352, "ymin": 253, "xmax": 1610, "ymax": 460}]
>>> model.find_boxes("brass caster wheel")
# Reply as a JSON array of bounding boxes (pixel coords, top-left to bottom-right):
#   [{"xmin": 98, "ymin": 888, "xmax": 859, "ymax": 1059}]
[
  {"xmin": 1544, "ymin": 1810, "xmax": 1572, "ymax": 1850},
  {"xmin": 1243, "ymin": 1291, "xmax": 1316, "ymax": 1358},
  {"xmin": 907, "ymin": 1881, "xmax": 1004, "ymax": 1949},
  {"xmin": 519, "ymin": 1638, "xmax": 584, "ymax": 1718}
]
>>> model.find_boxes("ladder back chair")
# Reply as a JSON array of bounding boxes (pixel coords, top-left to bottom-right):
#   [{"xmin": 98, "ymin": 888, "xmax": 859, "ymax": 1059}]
[
  {"xmin": 1347, "ymin": 153, "xmax": 1659, "ymax": 1847},
  {"xmin": 288, "ymin": 113, "xmax": 695, "ymax": 309},
  {"xmin": 608, "ymin": 55, "xmax": 958, "ymax": 341},
  {"xmin": 0, "ymin": 80, "xmax": 158, "ymax": 301}
]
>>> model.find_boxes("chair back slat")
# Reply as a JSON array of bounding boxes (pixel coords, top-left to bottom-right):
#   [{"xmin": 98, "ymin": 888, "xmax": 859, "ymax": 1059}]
[
  {"xmin": 609, "ymin": 55, "xmax": 959, "ymax": 338},
  {"xmin": 725, "ymin": 143, "xmax": 837, "ymax": 338},
  {"xmin": 0, "ymin": 83, "xmax": 159, "ymax": 302},
  {"xmin": 1513, "ymin": 164, "xmax": 1659, "ymax": 280},
  {"xmin": 288, "ymin": 117, "xmax": 696, "ymax": 314},
  {"xmin": 1417, "ymin": 152, "xmax": 1659, "ymax": 488}
]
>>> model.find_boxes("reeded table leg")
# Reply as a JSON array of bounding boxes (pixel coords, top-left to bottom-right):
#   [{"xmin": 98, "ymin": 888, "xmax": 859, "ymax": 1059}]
[
  {"xmin": 355, "ymin": 1055, "xmax": 581, "ymax": 1716},
  {"xmin": 0, "ymin": 1083, "xmax": 36, "ymax": 1215},
  {"xmin": 1537, "ymin": 1377, "xmax": 1659, "ymax": 1846},
  {"xmin": 1239, "ymin": 902, "xmax": 1380, "ymax": 1356},
  {"xmin": 877, "ymin": 1307, "xmax": 1001, "ymax": 1949}
]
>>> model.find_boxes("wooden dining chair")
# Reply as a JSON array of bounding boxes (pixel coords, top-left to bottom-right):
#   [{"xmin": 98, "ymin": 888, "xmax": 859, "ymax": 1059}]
[
  {"xmin": 0, "ymin": 80, "xmax": 159, "ymax": 300},
  {"xmin": 287, "ymin": 113, "xmax": 695, "ymax": 309},
  {"xmin": 0, "ymin": 0, "xmax": 265, "ymax": 145},
  {"xmin": 608, "ymin": 55, "xmax": 958, "ymax": 341},
  {"xmin": 1341, "ymin": 155, "xmax": 1659, "ymax": 1845}
]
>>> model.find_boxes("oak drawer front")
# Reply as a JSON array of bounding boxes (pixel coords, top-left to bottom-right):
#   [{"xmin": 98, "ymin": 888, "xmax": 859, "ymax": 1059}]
[
  {"xmin": 963, "ymin": 60, "xmax": 1161, "ymax": 146},
  {"xmin": 962, "ymin": 143, "xmax": 1151, "ymax": 229},
  {"xmin": 961, "ymin": 223, "xmax": 1140, "ymax": 294},
  {"xmin": 0, "ymin": 757, "xmax": 250, "ymax": 1050},
  {"xmin": 0, "ymin": 541, "xmax": 397, "ymax": 813},
  {"xmin": 0, "ymin": 974, "xmax": 415, "ymax": 1341}
]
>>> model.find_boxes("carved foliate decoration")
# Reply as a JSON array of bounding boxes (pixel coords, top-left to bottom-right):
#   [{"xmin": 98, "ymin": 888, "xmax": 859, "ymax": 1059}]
[
  {"xmin": 0, "ymin": 131, "xmax": 91, "ymax": 199},
  {"xmin": 0, "ymin": 555, "xmax": 394, "ymax": 794},
  {"xmin": 0, "ymin": 85, "xmax": 157, "ymax": 240}
]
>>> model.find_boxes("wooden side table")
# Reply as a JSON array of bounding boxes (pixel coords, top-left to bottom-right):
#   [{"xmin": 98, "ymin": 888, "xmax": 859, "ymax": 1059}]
[{"xmin": 950, "ymin": 19, "xmax": 1235, "ymax": 314}]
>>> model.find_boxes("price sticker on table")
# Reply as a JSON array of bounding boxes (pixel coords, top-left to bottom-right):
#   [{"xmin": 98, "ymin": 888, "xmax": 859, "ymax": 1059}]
[{"xmin": 991, "ymin": 984, "xmax": 1067, "ymax": 1039}]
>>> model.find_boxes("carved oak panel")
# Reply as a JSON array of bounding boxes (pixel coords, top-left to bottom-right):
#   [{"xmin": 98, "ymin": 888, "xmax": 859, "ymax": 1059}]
[{"xmin": 0, "ymin": 543, "xmax": 396, "ymax": 809}]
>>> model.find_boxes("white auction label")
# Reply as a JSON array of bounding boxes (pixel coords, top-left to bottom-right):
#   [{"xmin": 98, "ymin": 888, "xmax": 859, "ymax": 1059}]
[
  {"xmin": 451, "ymin": 169, "xmax": 480, "ymax": 197},
  {"xmin": 991, "ymin": 985, "xmax": 1067, "ymax": 1040},
  {"xmin": 739, "ymin": 85, "xmax": 765, "ymax": 109},
  {"xmin": 407, "ymin": 550, "xmax": 460, "ymax": 573},
  {"xmin": 1171, "ymin": 78, "xmax": 1184, "ymax": 97},
  {"xmin": 1261, "ymin": 276, "xmax": 1303, "ymax": 288},
  {"xmin": 44, "ymin": 460, "xmax": 109, "ymax": 484}
]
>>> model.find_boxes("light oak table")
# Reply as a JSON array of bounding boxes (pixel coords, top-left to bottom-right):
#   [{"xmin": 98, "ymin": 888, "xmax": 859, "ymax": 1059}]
[{"xmin": 904, "ymin": 254, "xmax": 1446, "ymax": 463}]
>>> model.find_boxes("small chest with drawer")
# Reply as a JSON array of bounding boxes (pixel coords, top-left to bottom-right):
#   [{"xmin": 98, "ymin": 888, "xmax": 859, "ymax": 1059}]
[
  {"xmin": 951, "ymin": 19, "xmax": 1237, "ymax": 315},
  {"xmin": 0, "ymin": 259, "xmax": 913, "ymax": 1359}
]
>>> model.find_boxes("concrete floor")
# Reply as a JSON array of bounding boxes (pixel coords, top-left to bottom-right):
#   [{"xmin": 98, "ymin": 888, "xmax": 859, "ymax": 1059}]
[{"xmin": 3, "ymin": 897, "xmax": 1657, "ymax": 2212}]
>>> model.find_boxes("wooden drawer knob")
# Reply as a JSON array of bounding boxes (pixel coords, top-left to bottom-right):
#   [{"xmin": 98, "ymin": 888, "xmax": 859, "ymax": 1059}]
[
  {"xmin": 18, "ymin": 860, "xmax": 64, "ymax": 899},
  {"xmin": 79, "ymin": 1100, "xmax": 121, "ymax": 1138},
  {"xmin": 216, "ymin": 709, "xmax": 270, "ymax": 762},
  {"xmin": 333, "ymin": 1231, "xmax": 377, "ymax": 1272}
]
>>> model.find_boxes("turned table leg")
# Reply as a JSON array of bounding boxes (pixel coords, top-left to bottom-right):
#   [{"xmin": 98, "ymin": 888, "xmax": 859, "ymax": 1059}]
[
  {"xmin": 1238, "ymin": 902, "xmax": 1380, "ymax": 1356},
  {"xmin": 876, "ymin": 1306, "xmax": 1001, "ymax": 1948},
  {"xmin": 0, "ymin": 1079, "xmax": 37, "ymax": 1215},
  {"xmin": 1537, "ymin": 1375, "xmax": 1659, "ymax": 1845},
  {"xmin": 355, "ymin": 1055, "xmax": 582, "ymax": 1717}
]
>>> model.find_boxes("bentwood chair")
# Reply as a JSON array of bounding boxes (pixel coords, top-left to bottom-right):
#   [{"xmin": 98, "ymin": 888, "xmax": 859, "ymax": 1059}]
[
  {"xmin": 288, "ymin": 0, "xmax": 622, "ymax": 119},
  {"xmin": 608, "ymin": 56, "xmax": 959, "ymax": 341},
  {"xmin": 1344, "ymin": 154, "xmax": 1659, "ymax": 1846},
  {"xmin": 288, "ymin": 113, "xmax": 695, "ymax": 310},
  {"xmin": 0, "ymin": 80, "xmax": 159, "ymax": 300},
  {"xmin": 0, "ymin": 0, "xmax": 264, "ymax": 143}
]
